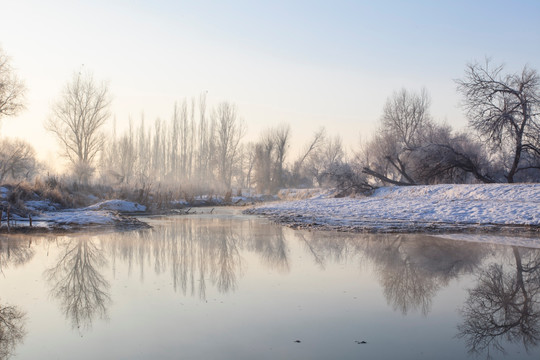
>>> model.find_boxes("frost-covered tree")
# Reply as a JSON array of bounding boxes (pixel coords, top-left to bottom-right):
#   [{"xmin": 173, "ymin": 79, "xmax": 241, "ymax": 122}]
[
  {"xmin": 362, "ymin": 88, "xmax": 433, "ymax": 185},
  {"xmin": 214, "ymin": 102, "xmax": 245, "ymax": 188},
  {"xmin": 457, "ymin": 60, "xmax": 540, "ymax": 182},
  {"xmin": 0, "ymin": 46, "xmax": 25, "ymax": 122},
  {"xmin": 291, "ymin": 127, "xmax": 326, "ymax": 187},
  {"xmin": 0, "ymin": 139, "xmax": 38, "ymax": 182},
  {"xmin": 360, "ymin": 88, "xmax": 494, "ymax": 186},
  {"xmin": 46, "ymin": 71, "xmax": 111, "ymax": 183}
]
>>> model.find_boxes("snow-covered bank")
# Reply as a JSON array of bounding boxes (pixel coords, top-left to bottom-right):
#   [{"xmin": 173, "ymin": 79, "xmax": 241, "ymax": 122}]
[
  {"xmin": 84, "ymin": 199, "xmax": 147, "ymax": 212},
  {"xmin": 244, "ymin": 184, "xmax": 540, "ymax": 234},
  {"xmin": 2, "ymin": 200, "xmax": 149, "ymax": 232},
  {"xmin": 32, "ymin": 210, "xmax": 148, "ymax": 230}
]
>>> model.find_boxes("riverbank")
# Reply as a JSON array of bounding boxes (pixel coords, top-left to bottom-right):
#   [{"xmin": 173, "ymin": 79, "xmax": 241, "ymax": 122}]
[
  {"xmin": 0, "ymin": 199, "xmax": 150, "ymax": 232},
  {"xmin": 244, "ymin": 184, "xmax": 540, "ymax": 234},
  {"xmin": 0, "ymin": 182, "xmax": 274, "ymax": 232}
]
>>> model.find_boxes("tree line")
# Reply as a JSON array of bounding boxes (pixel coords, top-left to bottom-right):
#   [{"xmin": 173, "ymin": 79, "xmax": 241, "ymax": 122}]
[{"xmin": 1, "ymin": 43, "xmax": 540, "ymax": 194}]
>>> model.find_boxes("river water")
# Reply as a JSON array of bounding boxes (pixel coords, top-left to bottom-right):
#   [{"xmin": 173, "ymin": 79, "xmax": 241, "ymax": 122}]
[{"xmin": 0, "ymin": 209, "xmax": 539, "ymax": 359}]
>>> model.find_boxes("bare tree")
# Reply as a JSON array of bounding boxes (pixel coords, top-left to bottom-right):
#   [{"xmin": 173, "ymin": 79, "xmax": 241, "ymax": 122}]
[
  {"xmin": 196, "ymin": 93, "xmax": 210, "ymax": 185},
  {"xmin": 457, "ymin": 60, "xmax": 540, "ymax": 183},
  {"xmin": 135, "ymin": 114, "xmax": 150, "ymax": 185},
  {"xmin": 0, "ymin": 139, "xmax": 39, "ymax": 182},
  {"xmin": 307, "ymin": 134, "xmax": 345, "ymax": 186},
  {"xmin": 272, "ymin": 123, "xmax": 290, "ymax": 189},
  {"xmin": 45, "ymin": 71, "xmax": 111, "ymax": 183},
  {"xmin": 254, "ymin": 132, "xmax": 275, "ymax": 193},
  {"xmin": 382, "ymin": 88, "xmax": 432, "ymax": 148},
  {"xmin": 291, "ymin": 127, "xmax": 326, "ymax": 186},
  {"xmin": 362, "ymin": 88, "xmax": 433, "ymax": 185},
  {"xmin": 0, "ymin": 47, "xmax": 25, "ymax": 122},
  {"xmin": 214, "ymin": 102, "xmax": 245, "ymax": 189},
  {"xmin": 242, "ymin": 142, "xmax": 257, "ymax": 190}
]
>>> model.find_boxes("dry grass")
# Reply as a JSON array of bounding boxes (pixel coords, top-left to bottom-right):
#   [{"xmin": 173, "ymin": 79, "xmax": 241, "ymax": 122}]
[{"xmin": 1, "ymin": 176, "xmax": 243, "ymax": 214}]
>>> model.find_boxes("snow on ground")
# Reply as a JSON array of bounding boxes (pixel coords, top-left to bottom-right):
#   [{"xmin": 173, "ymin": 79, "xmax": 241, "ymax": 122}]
[
  {"xmin": 25, "ymin": 200, "xmax": 60, "ymax": 212},
  {"xmin": 245, "ymin": 184, "xmax": 540, "ymax": 235},
  {"xmin": 0, "ymin": 187, "xmax": 9, "ymax": 199},
  {"xmin": 84, "ymin": 200, "xmax": 147, "ymax": 212},
  {"xmin": 2, "ymin": 199, "xmax": 149, "ymax": 231},
  {"xmin": 277, "ymin": 188, "xmax": 338, "ymax": 200},
  {"xmin": 34, "ymin": 210, "xmax": 122, "ymax": 225},
  {"xmin": 16, "ymin": 208, "xmax": 148, "ymax": 230}
]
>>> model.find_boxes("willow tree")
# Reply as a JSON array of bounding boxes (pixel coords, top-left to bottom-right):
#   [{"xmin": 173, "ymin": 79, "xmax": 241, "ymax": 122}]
[{"xmin": 46, "ymin": 71, "xmax": 111, "ymax": 183}]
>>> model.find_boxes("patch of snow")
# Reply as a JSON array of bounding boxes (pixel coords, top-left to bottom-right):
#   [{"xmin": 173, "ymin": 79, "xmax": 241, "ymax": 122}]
[
  {"xmin": 0, "ymin": 187, "xmax": 9, "ymax": 200},
  {"xmin": 85, "ymin": 200, "xmax": 147, "ymax": 212},
  {"xmin": 171, "ymin": 199, "xmax": 189, "ymax": 206},
  {"xmin": 278, "ymin": 188, "xmax": 337, "ymax": 200},
  {"xmin": 246, "ymin": 184, "xmax": 540, "ymax": 234},
  {"xmin": 25, "ymin": 200, "xmax": 60, "ymax": 212},
  {"xmin": 87, "ymin": 194, "xmax": 99, "ymax": 202},
  {"xmin": 33, "ymin": 210, "xmax": 119, "ymax": 225}
]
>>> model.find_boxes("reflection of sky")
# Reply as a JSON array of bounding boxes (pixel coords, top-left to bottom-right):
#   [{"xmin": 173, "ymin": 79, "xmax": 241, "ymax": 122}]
[
  {"xmin": 0, "ymin": 219, "xmax": 538, "ymax": 359},
  {"xmin": 2, "ymin": 1, "xmax": 540, "ymax": 166}
]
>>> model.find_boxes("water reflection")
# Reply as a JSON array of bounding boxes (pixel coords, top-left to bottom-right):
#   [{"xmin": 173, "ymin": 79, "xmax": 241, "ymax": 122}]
[
  {"xmin": 2, "ymin": 215, "xmax": 540, "ymax": 358},
  {"xmin": 251, "ymin": 224, "xmax": 290, "ymax": 272},
  {"xmin": 458, "ymin": 246, "xmax": 540, "ymax": 356},
  {"xmin": 0, "ymin": 236, "xmax": 34, "ymax": 273},
  {"xmin": 106, "ymin": 219, "xmax": 246, "ymax": 299},
  {"xmin": 45, "ymin": 237, "xmax": 110, "ymax": 331},
  {"xmin": 367, "ymin": 235, "xmax": 485, "ymax": 315},
  {"xmin": 292, "ymin": 232, "xmax": 486, "ymax": 315},
  {"xmin": 0, "ymin": 302, "xmax": 25, "ymax": 360}
]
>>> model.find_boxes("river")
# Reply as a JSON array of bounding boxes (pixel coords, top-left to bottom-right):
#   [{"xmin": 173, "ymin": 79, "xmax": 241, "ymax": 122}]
[{"xmin": 0, "ymin": 208, "xmax": 539, "ymax": 359}]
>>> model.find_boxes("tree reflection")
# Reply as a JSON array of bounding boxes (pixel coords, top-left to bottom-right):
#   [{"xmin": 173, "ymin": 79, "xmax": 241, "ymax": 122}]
[
  {"xmin": 103, "ymin": 218, "xmax": 491, "ymax": 321},
  {"xmin": 0, "ymin": 236, "xmax": 34, "ymax": 273},
  {"xmin": 458, "ymin": 246, "xmax": 540, "ymax": 356},
  {"xmin": 106, "ymin": 218, "xmax": 246, "ymax": 300},
  {"xmin": 287, "ymin": 232, "xmax": 485, "ymax": 316},
  {"xmin": 104, "ymin": 218, "xmax": 299, "ymax": 300},
  {"xmin": 45, "ymin": 237, "xmax": 110, "ymax": 331},
  {"xmin": 0, "ymin": 302, "xmax": 25, "ymax": 360},
  {"xmin": 251, "ymin": 225, "xmax": 290, "ymax": 272},
  {"xmin": 363, "ymin": 235, "xmax": 484, "ymax": 315},
  {"xmin": 213, "ymin": 227, "xmax": 241, "ymax": 292}
]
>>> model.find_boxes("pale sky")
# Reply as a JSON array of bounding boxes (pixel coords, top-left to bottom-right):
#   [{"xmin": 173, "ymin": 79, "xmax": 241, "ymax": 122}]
[{"xmin": 2, "ymin": 0, "xmax": 540, "ymax": 167}]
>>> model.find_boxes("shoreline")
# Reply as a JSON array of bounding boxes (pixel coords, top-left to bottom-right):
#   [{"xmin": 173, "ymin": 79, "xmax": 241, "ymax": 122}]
[
  {"xmin": 243, "ymin": 208, "xmax": 540, "ymax": 234},
  {"xmin": 244, "ymin": 184, "xmax": 540, "ymax": 234}
]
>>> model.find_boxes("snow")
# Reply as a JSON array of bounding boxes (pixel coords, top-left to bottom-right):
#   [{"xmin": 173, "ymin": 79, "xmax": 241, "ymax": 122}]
[
  {"xmin": 34, "ymin": 210, "xmax": 120, "ymax": 225},
  {"xmin": 84, "ymin": 200, "xmax": 147, "ymax": 212},
  {"xmin": 245, "ymin": 184, "xmax": 540, "ymax": 235},
  {"xmin": 0, "ymin": 187, "xmax": 9, "ymax": 199},
  {"xmin": 277, "ymin": 188, "xmax": 338, "ymax": 200},
  {"xmin": 25, "ymin": 200, "xmax": 60, "ymax": 212},
  {"xmin": 0, "ymin": 199, "xmax": 148, "ymax": 230}
]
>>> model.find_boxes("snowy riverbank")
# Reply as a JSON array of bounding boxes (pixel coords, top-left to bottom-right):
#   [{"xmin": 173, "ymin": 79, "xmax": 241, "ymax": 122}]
[
  {"xmin": 2, "ymin": 199, "xmax": 149, "ymax": 231},
  {"xmin": 245, "ymin": 184, "xmax": 540, "ymax": 234}
]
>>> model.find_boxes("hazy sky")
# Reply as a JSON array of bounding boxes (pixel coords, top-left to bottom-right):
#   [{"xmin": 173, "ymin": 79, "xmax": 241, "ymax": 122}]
[{"xmin": 2, "ymin": 0, "xmax": 540, "ymax": 166}]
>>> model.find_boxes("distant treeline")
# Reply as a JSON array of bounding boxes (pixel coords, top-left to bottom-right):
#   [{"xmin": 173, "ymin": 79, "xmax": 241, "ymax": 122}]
[{"xmin": 2, "ymin": 42, "xmax": 540, "ymax": 195}]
